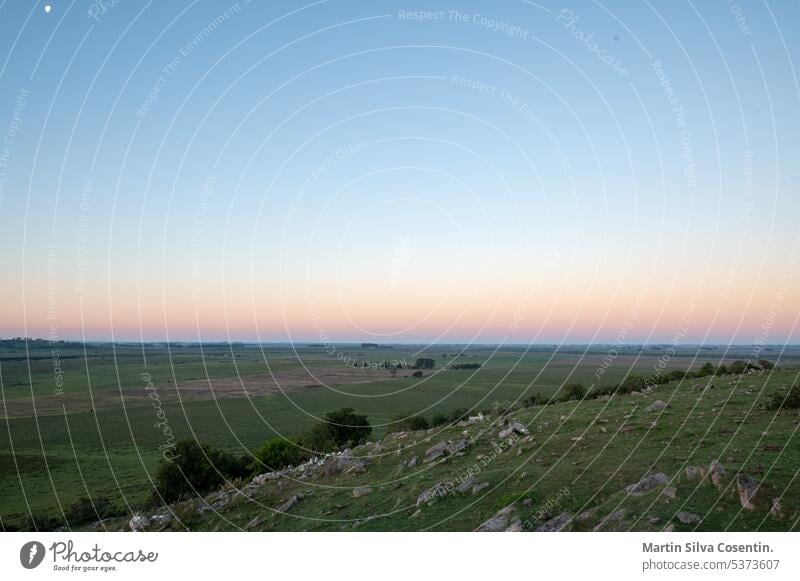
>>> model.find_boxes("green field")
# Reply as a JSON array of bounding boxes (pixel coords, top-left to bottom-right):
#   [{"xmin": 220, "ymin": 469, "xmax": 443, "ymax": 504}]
[{"xmin": 1, "ymin": 340, "xmax": 799, "ymax": 530}]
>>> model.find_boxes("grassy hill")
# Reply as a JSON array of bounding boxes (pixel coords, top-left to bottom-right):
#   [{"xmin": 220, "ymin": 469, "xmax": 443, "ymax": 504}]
[{"xmin": 81, "ymin": 366, "xmax": 800, "ymax": 532}]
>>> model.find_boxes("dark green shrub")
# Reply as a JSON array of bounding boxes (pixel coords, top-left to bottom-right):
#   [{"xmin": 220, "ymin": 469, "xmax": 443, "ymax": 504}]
[
  {"xmin": 768, "ymin": 385, "xmax": 800, "ymax": 410},
  {"xmin": 66, "ymin": 496, "xmax": 119, "ymax": 526},
  {"xmin": 152, "ymin": 439, "xmax": 247, "ymax": 503},
  {"xmin": 412, "ymin": 370, "xmax": 423, "ymax": 378},
  {"xmin": 251, "ymin": 437, "xmax": 308, "ymax": 472},
  {"xmin": 561, "ymin": 383, "xmax": 586, "ymax": 401},
  {"xmin": 413, "ymin": 358, "xmax": 436, "ymax": 370}
]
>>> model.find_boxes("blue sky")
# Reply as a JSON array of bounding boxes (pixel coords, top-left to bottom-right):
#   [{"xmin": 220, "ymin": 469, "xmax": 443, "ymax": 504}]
[{"xmin": 1, "ymin": 0, "xmax": 798, "ymax": 344}]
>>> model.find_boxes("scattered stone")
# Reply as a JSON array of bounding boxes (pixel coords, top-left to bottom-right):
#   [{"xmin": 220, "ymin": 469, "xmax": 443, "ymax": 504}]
[
  {"xmin": 472, "ymin": 482, "xmax": 490, "ymax": 495},
  {"xmin": 537, "ymin": 512, "xmax": 572, "ymax": 532},
  {"xmin": 251, "ymin": 471, "xmax": 283, "ymax": 486},
  {"xmin": 676, "ymin": 511, "xmax": 700, "ymax": 524},
  {"xmin": 410, "ymin": 509, "xmax": 421, "ymax": 518},
  {"xmin": 648, "ymin": 515, "xmax": 662, "ymax": 525},
  {"xmin": 246, "ymin": 516, "xmax": 264, "ymax": 529},
  {"xmin": 625, "ymin": 472, "xmax": 669, "ymax": 495},
  {"xmin": 476, "ymin": 505, "xmax": 516, "ymax": 532},
  {"xmin": 405, "ymin": 455, "xmax": 418, "ymax": 468},
  {"xmin": 576, "ymin": 507, "xmax": 599, "ymax": 522},
  {"xmin": 736, "ymin": 474, "xmax": 758, "ymax": 510},
  {"xmin": 770, "ymin": 498, "xmax": 784, "ymax": 518},
  {"xmin": 685, "ymin": 466, "xmax": 701, "ymax": 481},
  {"xmin": 600, "ymin": 427, "xmax": 608, "ymax": 433},
  {"xmin": 417, "ymin": 483, "xmax": 445, "ymax": 506},
  {"xmin": 499, "ymin": 421, "xmax": 529, "ymax": 438},
  {"xmin": 709, "ymin": 460, "xmax": 726, "ymax": 489},
  {"xmin": 522, "ymin": 498, "xmax": 533, "ymax": 506},
  {"xmin": 662, "ymin": 486, "xmax": 677, "ymax": 499},
  {"xmin": 645, "ymin": 400, "xmax": 668, "ymax": 412},
  {"xmin": 504, "ymin": 517, "xmax": 524, "ymax": 532},
  {"xmin": 277, "ymin": 493, "xmax": 303, "ymax": 513},
  {"xmin": 456, "ymin": 476, "xmax": 476, "ymax": 494},
  {"xmin": 128, "ymin": 515, "xmax": 150, "ymax": 532},
  {"xmin": 352, "ymin": 487, "xmax": 373, "ymax": 498},
  {"xmin": 593, "ymin": 509, "xmax": 626, "ymax": 531}
]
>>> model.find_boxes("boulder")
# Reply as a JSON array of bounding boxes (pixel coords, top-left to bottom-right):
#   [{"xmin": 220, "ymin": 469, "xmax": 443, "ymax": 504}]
[
  {"xmin": 662, "ymin": 486, "xmax": 677, "ymax": 499},
  {"xmin": 708, "ymin": 460, "xmax": 726, "ymax": 489},
  {"xmin": 685, "ymin": 466, "xmax": 701, "ymax": 481},
  {"xmin": 770, "ymin": 497, "xmax": 784, "ymax": 518},
  {"xmin": 251, "ymin": 471, "xmax": 283, "ymax": 485},
  {"xmin": 277, "ymin": 493, "xmax": 303, "ymax": 513},
  {"xmin": 417, "ymin": 483, "xmax": 445, "ymax": 506},
  {"xmin": 472, "ymin": 481, "xmax": 490, "ymax": 495},
  {"xmin": 625, "ymin": 472, "xmax": 669, "ymax": 495},
  {"xmin": 128, "ymin": 515, "xmax": 150, "ymax": 532},
  {"xmin": 676, "ymin": 511, "xmax": 700, "ymax": 525},
  {"xmin": 736, "ymin": 474, "xmax": 758, "ymax": 510},
  {"xmin": 499, "ymin": 421, "xmax": 529, "ymax": 439},
  {"xmin": 645, "ymin": 400, "xmax": 668, "ymax": 412},
  {"xmin": 423, "ymin": 441, "xmax": 450, "ymax": 463},
  {"xmin": 456, "ymin": 476, "xmax": 476, "ymax": 494},
  {"xmin": 405, "ymin": 455, "xmax": 418, "ymax": 468},
  {"xmin": 476, "ymin": 505, "xmax": 516, "ymax": 532},
  {"xmin": 537, "ymin": 512, "xmax": 572, "ymax": 532},
  {"xmin": 352, "ymin": 487, "xmax": 373, "ymax": 498}
]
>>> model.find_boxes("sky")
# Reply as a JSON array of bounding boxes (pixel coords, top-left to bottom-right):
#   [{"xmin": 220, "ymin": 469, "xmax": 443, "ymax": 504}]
[{"xmin": 0, "ymin": 0, "xmax": 798, "ymax": 345}]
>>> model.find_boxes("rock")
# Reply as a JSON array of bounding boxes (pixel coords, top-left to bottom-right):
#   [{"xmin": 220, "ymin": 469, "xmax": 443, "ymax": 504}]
[
  {"xmin": 522, "ymin": 498, "xmax": 533, "ymax": 507},
  {"xmin": 504, "ymin": 517, "xmax": 524, "ymax": 532},
  {"xmin": 685, "ymin": 466, "xmax": 701, "ymax": 481},
  {"xmin": 472, "ymin": 481, "xmax": 490, "ymax": 495},
  {"xmin": 405, "ymin": 455, "xmax": 418, "ymax": 468},
  {"xmin": 537, "ymin": 512, "xmax": 571, "ymax": 532},
  {"xmin": 600, "ymin": 427, "xmax": 607, "ymax": 433},
  {"xmin": 128, "ymin": 515, "xmax": 150, "ymax": 532},
  {"xmin": 576, "ymin": 507, "xmax": 599, "ymax": 522},
  {"xmin": 662, "ymin": 486, "xmax": 677, "ymax": 499},
  {"xmin": 648, "ymin": 515, "xmax": 662, "ymax": 525},
  {"xmin": 417, "ymin": 483, "xmax": 445, "ymax": 506},
  {"xmin": 423, "ymin": 441, "xmax": 449, "ymax": 463},
  {"xmin": 252, "ymin": 471, "xmax": 283, "ymax": 485},
  {"xmin": 677, "ymin": 511, "xmax": 700, "ymax": 524},
  {"xmin": 410, "ymin": 509, "xmax": 421, "ymax": 518},
  {"xmin": 646, "ymin": 400, "xmax": 668, "ymax": 412},
  {"xmin": 448, "ymin": 439, "xmax": 468, "ymax": 454},
  {"xmin": 593, "ymin": 509, "xmax": 626, "ymax": 531},
  {"xmin": 277, "ymin": 493, "xmax": 303, "ymax": 513},
  {"xmin": 499, "ymin": 421, "xmax": 529, "ymax": 438},
  {"xmin": 709, "ymin": 460, "xmax": 726, "ymax": 489},
  {"xmin": 770, "ymin": 498, "xmax": 784, "ymax": 518},
  {"xmin": 246, "ymin": 516, "xmax": 264, "ymax": 529},
  {"xmin": 456, "ymin": 476, "xmax": 476, "ymax": 494},
  {"xmin": 736, "ymin": 474, "xmax": 758, "ymax": 510},
  {"xmin": 625, "ymin": 472, "xmax": 670, "ymax": 495},
  {"xmin": 352, "ymin": 487, "xmax": 373, "ymax": 498},
  {"xmin": 476, "ymin": 505, "xmax": 516, "ymax": 532}
]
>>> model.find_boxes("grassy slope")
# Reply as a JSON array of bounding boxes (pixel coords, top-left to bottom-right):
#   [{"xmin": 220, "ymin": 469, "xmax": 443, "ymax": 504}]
[{"xmin": 90, "ymin": 367, "xmax": 800, "ymax": 532}]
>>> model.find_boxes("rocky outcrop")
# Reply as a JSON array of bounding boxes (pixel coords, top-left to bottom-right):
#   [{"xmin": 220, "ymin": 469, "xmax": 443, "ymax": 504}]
[
  {"xmin": 625, "ymin": 472, "xmax": 669, "ymax": 495},
  {"xmin": 736, "ymin": 474, "xmax": 758, "ymax": 510}
]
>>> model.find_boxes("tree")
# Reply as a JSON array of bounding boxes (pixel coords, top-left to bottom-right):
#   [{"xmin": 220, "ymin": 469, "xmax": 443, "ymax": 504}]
[
  {"xmin": 413, "ymin": 358, "xmax": 436, "ymax": 370},
  {"xmin": 251, "ymin": 437, "xmax": 308, "ymax": 472},
  {"xmin": 323, "ymin": 408, "xmax": 372, "ymax": 448}
]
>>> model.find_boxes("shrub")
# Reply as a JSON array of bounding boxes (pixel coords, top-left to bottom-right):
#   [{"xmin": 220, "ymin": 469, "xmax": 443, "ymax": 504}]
[
  {"xmin": 251, "ymin": 437, "xmax": 308, "ymax": 472},
  {"xmin": 412, "ymin": 370, "xmax": 423, "ymax": 378},
  {"xmin": 301, "ymin": 408, "xmax": 372, "ymax": 453},
  {"xmin": 561, "ymin": 383, "xmax": 586, "ymax": 401},
  {"xmin": 405, "ymin": 416, "xmax": 430, "ymax": 431},
  {"xmin": 300, "ymin": 423, "xmax": 339, "ymax": 454},
  {"xmin": 152, "ymin": 440, "xmax": 248, "ymax": 503},
  {"xmin": 413, "ymin": 358, "xmax": 436, "ymax": 370},
  {"xmin": 66, "ymin": 496, "xmax": 119, "ymax": 526},
  {"xmin": 768, "ymin": 385, "xmax": 800, "ymax": 410}
]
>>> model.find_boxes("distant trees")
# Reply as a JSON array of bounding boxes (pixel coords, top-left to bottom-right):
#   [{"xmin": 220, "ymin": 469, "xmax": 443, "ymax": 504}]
[
  {"xmin": 413, "ymin": 358, "xmax": 436, "ymax": 370},
  {"xmin": 450, "ymin": 363, "xmax": 482, "ymax": 370}
]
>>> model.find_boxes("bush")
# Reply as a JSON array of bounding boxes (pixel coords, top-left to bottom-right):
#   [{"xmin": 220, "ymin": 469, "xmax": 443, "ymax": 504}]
[
  {"xmin": 412, "ymin": 370, "xmax": 423, "ymax": 378},
  {"xmin": 561, "ymin": 383, "xmax": 586, "ymax": 401},
  {"xmin": 413, "ymin": 358, "xmax": 436, "ymax": 370},
  {"xmin": 66, "ymin": 496, "xmax": 119, "ymax": 526},
  {"xmin": 301, "ymin": 408, "xmax": 372, "ymax": 453},
  {"xmin": 768, "ymin": 385, "xmax": 800, "ymax": 410},
  {"xmin": 251, "ymin": 437, "xmax": 308, "ymax": 472},
  {"xmin": 152, "ymin": 440, "xmax": 249, "ymax": 503}
]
